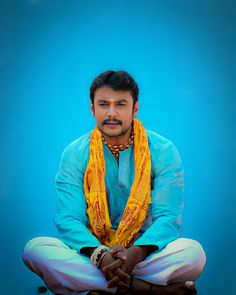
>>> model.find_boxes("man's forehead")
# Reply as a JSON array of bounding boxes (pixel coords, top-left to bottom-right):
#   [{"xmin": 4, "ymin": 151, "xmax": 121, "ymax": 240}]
[
  {"xmin": 99, "ymin": 98, "xmax": 116, "ymax": 103},
  {"xmin": 97, "ymin": 98, "xmax": 128, "ymax": 103},
  {"xmin": 94, "ymin": 87, "xmax": 132, "ymax": 100}
]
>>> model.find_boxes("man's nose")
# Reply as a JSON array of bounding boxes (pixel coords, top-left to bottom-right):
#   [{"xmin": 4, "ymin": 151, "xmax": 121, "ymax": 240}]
[{"xmin": 107, "ymin": 104, "xmax": 117, "ymax": 117}]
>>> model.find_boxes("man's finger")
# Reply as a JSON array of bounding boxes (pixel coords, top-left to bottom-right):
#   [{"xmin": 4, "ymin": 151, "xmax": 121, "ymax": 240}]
[
  {"xmin": 117, "ymin": 280, "xmax": 130, "ymax": 289},
  {"xmin": 107, "ymin": 273, "xmax": 130, "ymax": 289},
  {"xmin": 115, "ymin": 268, "xmax": 130, "ymax": 282},
  {"xmin": 107, "ymin": 275, "xmax": 120, "ymax": 288},
  {"xmin": 110, "ymin": 245, "xmax": 124, "ymax": 254},
  {"xmin": 110, "ymin": 251, "xmax": 127, "ymax": 262},
  {"xmin": 102, "ymin": 269, "xmax": 113, "ymax": 281},
  {"xmin": 102, "ymin": 258, "xmax": 123, "ymax": 273}
]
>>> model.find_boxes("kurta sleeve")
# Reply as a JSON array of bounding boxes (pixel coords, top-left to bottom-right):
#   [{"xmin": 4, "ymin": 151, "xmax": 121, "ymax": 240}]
[
  {"xmin": 54, "ymin": 141, "xmax": 101, "ymax": 253},
  {"xmin": 134, "ymin": 140, "xmax": 184, "ymax": 251}
]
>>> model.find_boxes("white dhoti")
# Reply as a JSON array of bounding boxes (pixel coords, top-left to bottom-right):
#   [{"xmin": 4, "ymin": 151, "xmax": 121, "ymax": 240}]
[{"xmin": 22, "ymin": 237, "xmax": 206, "ymax": 295}]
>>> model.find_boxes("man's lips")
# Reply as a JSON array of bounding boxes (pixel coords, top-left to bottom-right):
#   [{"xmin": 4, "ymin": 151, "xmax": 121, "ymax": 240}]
[
  {"xmin": 105, "ymin": 122, "xmax": 119, "ymax": 125},
  {"xmin": 103, "ymin": 120, "xmax": 122, "ymax": 126}
]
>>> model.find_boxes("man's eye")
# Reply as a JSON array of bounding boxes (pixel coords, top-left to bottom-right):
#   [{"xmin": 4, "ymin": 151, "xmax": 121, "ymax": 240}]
[
  {"xmin": 117, "ymin": 103, "xmax": 126, "ymax": 106},
  {"xmin": 99, "ymin": 103, "xmax": 108, "ymax": 106}
]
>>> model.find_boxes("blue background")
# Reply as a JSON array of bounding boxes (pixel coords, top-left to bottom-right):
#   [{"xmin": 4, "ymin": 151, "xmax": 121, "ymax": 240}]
[{"xmin": 1, "ymin": 0, "xmax": 235, "ymax": 294}]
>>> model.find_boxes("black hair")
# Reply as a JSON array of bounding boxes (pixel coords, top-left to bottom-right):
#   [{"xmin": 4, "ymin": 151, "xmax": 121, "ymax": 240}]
[{"xmin": 90, "ymin": 70, "xmax": 139, "ymax": 105}]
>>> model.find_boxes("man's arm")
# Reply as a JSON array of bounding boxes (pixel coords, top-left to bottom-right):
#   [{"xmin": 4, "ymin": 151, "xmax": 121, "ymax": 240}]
[
  {"xmin": 133, "ymin": 140, "xmax": 184, "ymax": 251},
  {"xmin": 54, "ymin": 144, "xmax": 101, "ymax": 253}
]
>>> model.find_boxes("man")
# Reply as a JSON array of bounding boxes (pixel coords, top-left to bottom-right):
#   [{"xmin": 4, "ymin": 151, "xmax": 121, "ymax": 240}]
[{"xmin": 23, "ymin": 70, "xmax": 206, "ymax": 295}]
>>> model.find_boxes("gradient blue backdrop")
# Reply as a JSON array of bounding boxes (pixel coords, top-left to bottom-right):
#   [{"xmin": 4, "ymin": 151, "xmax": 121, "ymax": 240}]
[{"xmin": 1, "ymin": 0, "xmax": 235, "ymax": 294}]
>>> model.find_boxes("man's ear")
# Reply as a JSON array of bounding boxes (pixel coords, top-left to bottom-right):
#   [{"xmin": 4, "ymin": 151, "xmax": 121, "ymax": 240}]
[
  {"xmin": 133, "ymin": 101, "xmax": 139, "ymax": 118},
  {"xmin": 90, "ymin": 102, "xmax": 95, "ymax": 116}
]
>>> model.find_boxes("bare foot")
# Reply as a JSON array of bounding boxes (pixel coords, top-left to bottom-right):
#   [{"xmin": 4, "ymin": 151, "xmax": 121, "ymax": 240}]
[{"xmin": 129, "ymin": 278, "xmax": 197, "ymax": 294}]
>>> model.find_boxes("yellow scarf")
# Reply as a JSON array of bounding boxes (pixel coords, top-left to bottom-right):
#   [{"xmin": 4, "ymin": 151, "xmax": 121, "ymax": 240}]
[{"xmin": 84, "ymin": 118, "xmax": 151, "ymax": 248}]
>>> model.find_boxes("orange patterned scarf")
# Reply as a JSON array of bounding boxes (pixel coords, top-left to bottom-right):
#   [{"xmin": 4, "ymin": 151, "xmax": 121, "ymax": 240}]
[{"xmin": 84, "ymin": 118, "xmax": 151, "ymax": 248}]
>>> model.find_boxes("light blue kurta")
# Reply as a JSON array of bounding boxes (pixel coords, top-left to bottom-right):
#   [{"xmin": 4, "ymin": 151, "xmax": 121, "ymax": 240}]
[{"xmin": 54, "ymin": 128, "xmax": 184, "ymax": 253}]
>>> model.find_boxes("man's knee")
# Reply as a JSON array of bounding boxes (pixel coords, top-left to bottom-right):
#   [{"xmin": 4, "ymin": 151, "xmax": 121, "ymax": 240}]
[
  {"xmin": 22, "ymin": 236, "xmax": 58, "ymax": 267},
  {"xmin": 181, "ymin": 238, "xmax": 206, "ymax": 278}
]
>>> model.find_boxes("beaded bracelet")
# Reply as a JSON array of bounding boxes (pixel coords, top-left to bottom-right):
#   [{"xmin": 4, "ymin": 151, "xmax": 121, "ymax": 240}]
[
  {"xmin": 97, "ymin": 250, "xmax": 109, "ymax": 268},
  {"xmin": 90, "ymin": 245, "xmax": 110, "ymax": 267}
]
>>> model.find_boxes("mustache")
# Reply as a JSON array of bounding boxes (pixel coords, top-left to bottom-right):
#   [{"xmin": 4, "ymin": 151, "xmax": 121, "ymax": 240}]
[{"xmin": 102, "ymin": 119, "xmax": 122, "ymax": 125}]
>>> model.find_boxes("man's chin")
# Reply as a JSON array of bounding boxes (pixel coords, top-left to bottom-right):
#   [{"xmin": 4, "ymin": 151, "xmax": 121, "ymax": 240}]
[
  {"xmin": 98, "ymin": 125, "xmax": 122, "ymax": 137},
  {"xmin": 100, "ymin": 130, "xmax": 122, "ymax": 138}
]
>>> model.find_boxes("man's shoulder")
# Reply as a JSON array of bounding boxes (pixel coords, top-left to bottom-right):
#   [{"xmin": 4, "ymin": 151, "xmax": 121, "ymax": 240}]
[
  {"xmin": 61, "ymin": 131, "xmax": 91, "ymax": 162},
  {"xmin": 145, "ymin": 129, "xmax": 182, "ymax": 173},
  {"xmin": 65, "ymin": 131, "xmax": 91, "ymax": 151},
  {"xmin": 146, "ymin": 129, "xmax": 175, "ymax": 152}
]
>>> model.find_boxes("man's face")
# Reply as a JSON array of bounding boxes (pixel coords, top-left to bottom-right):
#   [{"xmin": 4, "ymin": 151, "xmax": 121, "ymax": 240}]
[{"xmin": 91, "ymin": 86, "xmax": 138, "ymax": 139}]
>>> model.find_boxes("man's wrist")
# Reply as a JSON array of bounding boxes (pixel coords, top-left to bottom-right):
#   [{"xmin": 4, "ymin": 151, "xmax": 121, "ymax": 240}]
[
  {"xmin": 90, "ymin": 245, "xmax": 110, "ymax": 267},
  {"xmin": 80, "ymin": 246, "xmax": 98, "ymax": 258},
  {"xmin": 127, "ymin": 246, "xmax": 143, "ymax": 264},
  {"xmin": 130, "ymin": 245, "xmax": 158, "ymax": 262}
]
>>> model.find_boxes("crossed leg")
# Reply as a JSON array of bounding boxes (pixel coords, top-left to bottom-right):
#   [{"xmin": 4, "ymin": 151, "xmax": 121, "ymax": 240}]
[{"xmin": 22, "ymin": 237, "xmax": 206, "ymax": 294}]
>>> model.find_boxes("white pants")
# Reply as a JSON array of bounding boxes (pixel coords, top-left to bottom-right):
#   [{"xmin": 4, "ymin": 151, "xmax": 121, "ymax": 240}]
[{"xmin": 22, "ymin": 237, "xmax": 206, "ymax": 295}]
